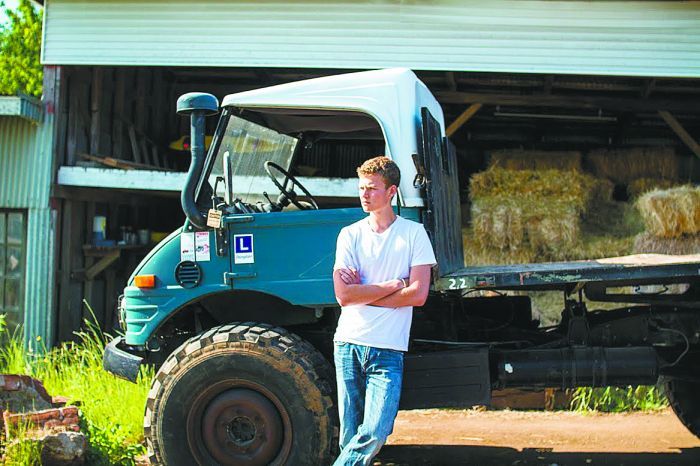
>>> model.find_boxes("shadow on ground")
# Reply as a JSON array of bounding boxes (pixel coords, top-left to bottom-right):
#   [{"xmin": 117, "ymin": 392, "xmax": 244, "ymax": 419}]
[{"xmin": 376, "ymin": 445, "xmax": 700, "ymax": 465}]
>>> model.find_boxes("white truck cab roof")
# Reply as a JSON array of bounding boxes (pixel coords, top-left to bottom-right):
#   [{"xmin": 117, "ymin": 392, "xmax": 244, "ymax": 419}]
[{"xmin": 222, "ymin": 68, "xmax": 445, "ymax": 207}]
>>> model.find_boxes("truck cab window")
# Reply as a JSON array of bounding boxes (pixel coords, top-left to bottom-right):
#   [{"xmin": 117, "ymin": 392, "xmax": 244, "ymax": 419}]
[{"xmin": 206, "ymin": 115, "xmax": 299, "ymax": 208}]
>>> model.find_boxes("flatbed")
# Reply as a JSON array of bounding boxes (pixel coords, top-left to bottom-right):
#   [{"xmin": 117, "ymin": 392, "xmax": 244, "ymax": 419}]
[{"xmin": 437, "ymin": 254, "xmax": 700, "ymax": 293}]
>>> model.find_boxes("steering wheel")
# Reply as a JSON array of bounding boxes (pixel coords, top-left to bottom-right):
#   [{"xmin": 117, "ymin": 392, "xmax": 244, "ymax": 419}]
[{"xmin": 263, "ymin": 161, "xmax": 319, "ymax": 210}]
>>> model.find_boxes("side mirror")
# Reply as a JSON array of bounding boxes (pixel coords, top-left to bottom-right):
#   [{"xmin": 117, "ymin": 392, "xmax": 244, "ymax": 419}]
[{"xmin": 177, "ymin": 92, "xmax": 219, "ymax": 230}]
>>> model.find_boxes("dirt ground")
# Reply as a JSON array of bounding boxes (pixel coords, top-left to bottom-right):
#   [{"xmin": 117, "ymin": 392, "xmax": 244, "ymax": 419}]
[{"xmin": 374, "ymin": 408, "xmax": 700, "ymax": 465}]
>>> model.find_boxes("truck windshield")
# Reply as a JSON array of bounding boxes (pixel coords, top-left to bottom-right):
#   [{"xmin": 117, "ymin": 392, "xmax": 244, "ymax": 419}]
[{"xmin": 208, "ymin": 114, "xmax": 298, "ymax": 203}]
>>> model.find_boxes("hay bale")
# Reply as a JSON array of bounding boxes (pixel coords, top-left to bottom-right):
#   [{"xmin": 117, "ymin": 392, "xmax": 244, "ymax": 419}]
[
  {"xmin": 633, "ymin": 232, "xmax": 700, "ymax": 255},
  {"xmin": 526, "ymin": 203, "xmax": 580, "ymax": 253},
  {"xmin": 627, "ymin": 178, "xmax": 678, "ymax": 199},
  {"xmin": 635, "ymin": 185, "xmax": 700, "ymax": 238},
  {"xmin": 471, "ymin": 197, "xmax": 580, "ymax": 253},
  {"xmin": 489, "ymin": 150, "xmax": 582, "ymax": 171},
  {"xmin": 462, "ymin": 228, "xmax": 537, "ymax": 265},
  {"xmin": 587, "ymin": 178, "xmax": 615, "ymax": 205},
  {"xmin": 471, "ymin": 199, "xmax": 524, "ymax": 250},
  {"xmin": 586, "ymin": 147, "xmax": 678, "ymax": 183},
  {"xmin": 469, "ymin": 168, "xmax": 597, "ymax": 212}
]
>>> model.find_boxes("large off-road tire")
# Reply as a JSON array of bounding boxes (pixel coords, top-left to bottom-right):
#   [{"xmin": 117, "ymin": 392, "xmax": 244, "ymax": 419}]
[
  {"xmin": 666, "ymin": 378, "xmax": 700, "ymax": 439},
  {"xmin": 145, "ymin": 322, "xmax": 338, "ymax": 465}
]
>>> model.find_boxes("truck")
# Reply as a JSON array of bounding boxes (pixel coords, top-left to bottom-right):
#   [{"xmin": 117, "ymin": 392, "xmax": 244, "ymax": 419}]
[{"xmin": 103, "ymin": 68, "xmax": 700, "ymax": 466}]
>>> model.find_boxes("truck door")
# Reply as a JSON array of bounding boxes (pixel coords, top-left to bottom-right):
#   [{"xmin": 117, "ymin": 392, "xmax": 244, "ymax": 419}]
[{"xmin": 417, "ymin": 107, "xmax": 463, "ymax": 275}]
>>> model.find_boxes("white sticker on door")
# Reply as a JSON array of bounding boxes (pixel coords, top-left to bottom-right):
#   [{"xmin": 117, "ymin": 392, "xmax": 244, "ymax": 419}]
[
  {"xmin": 180, "ymin": 232, "xmax": 195, "ymax": 261},
  {"xmin": 233, "ymin": 234, "xmax": 254, "ymax": 264},
  {"xmin": 195, "ymin": 231, "xmax": 211, "ymax": 262}
]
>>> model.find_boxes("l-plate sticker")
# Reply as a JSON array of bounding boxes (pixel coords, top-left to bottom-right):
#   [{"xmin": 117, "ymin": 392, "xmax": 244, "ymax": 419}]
[{"xmin": 234, "ymin": 234, "xmax": 254, "ymax": 264}]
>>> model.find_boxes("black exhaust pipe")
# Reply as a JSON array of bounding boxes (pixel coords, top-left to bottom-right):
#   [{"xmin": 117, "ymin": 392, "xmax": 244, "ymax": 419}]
[{"xmin": 176, "ymin": 92, "xmax": 219, "ymax": 230}]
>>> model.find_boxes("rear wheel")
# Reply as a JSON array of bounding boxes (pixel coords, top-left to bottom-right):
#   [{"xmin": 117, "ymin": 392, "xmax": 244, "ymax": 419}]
[
  {"xmin": 145, "ymin": 322, "xmax": 338, "ymax": 465},
  {"xmin": 666, "ymin": 378, "xmax": 700, "ymax": 439}
]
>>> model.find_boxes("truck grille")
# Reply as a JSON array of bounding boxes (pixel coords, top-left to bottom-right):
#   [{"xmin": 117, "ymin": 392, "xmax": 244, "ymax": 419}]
[{"xmin": 175, "ymin": 261, "xmax": 201, "ymax": 288}]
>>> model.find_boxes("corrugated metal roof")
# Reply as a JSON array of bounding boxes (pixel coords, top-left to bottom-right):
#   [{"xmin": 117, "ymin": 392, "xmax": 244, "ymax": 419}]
[
  {"xmin": 0, "ymin": 96, "xmax": 42, "ymax": 124},
  {"xmin": 42, "ymin": 0, "xmax": 700, "ymax": 77}
]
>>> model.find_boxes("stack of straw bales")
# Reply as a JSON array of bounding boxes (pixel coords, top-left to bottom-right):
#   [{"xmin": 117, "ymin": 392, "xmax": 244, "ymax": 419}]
[
  {"xmin": 587, "ymin": 147, "xmax": 681, "ymax": 200},
  {"xmin": 633, "ymin": 185, "xmax": 700, "ymax": 254},
  {"xmin": 468, "ymin": 168, "xmax": 602, "ymax": 259},
  {"xmin": 586, "ymin": 147, "xmax": 679, "ymax": 183},
  {"xmin": 488, "ymin": 150, "xmax": 582, "ymax": 171}
]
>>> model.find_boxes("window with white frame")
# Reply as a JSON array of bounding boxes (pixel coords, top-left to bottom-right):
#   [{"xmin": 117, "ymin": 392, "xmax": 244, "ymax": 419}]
[{"xmin": 0, "ymin": 211, "xmax": 26, "ymax": 330}]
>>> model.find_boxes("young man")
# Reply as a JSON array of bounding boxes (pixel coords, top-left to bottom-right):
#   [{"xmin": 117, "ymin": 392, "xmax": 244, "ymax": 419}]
[{"xmin": 332, "ymin": 156, "xmax": 436, "ymax": 465}]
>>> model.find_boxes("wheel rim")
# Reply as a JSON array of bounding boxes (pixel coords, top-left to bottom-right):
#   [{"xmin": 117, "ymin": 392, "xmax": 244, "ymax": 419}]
[{"xmin": 187, "ymin": 381, "xmax": 292, "ymax": 466}]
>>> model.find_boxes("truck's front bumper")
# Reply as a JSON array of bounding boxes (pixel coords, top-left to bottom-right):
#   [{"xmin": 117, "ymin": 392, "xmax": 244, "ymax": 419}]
[{"xmin": 103, "ymin": 336, "xmax": 144, "ymax": 383}]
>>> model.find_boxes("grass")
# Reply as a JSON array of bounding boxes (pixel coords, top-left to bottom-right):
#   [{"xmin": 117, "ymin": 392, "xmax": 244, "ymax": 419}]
[
  {"xmin": 0, "ymin": 312, "xmax": 153, "ymax": 465},
  {"xmin": 3, "ymin": 420, "xmax": 42, "ymax": 466},
  {"xmin": 571, "ymin": 386, "xmax": 668, "ymax": 413}
]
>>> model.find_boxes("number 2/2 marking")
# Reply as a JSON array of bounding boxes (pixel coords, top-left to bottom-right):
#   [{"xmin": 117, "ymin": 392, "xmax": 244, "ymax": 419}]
[{"xmin": 448, "ymin": 278, "xmax": 467, "ymax": 290}]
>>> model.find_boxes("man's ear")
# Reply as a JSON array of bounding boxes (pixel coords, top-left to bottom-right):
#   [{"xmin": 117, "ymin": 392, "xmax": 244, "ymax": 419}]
[{"xmin": 388, "ymin": 184, "xmax": 398, "ymax": 198}]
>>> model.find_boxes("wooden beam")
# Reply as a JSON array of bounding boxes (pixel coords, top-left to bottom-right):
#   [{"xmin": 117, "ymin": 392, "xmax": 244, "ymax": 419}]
[
  {"xmin": 445, "ymin": 71, "xmax": 457, "ymax": 91},
  {"xmin": 436, "ymin": 91, "xmax": 700, "ymax": 113},
  {"xmin": 85, "ymin": 250, "xmax": 120, "ymax": 280},
  {"xmin": 641, "ymin": 78, "xmax": 656, "ymax": 99},
  {"xmin": 543, "ymin": 76, "xmax": 554, "ymax": 95},
  {"xmin": 78, "ymin": 152, "xmax": 169, "ymax": 171},
  {"xmin": 128, "ymin": 125, "xmax": 142, "ymax": 164},
  {"xmin": 446, "ymin": 103, "xmax": 482, "ymax": 137},
  {"xmin": 113, "ymin": 68, "xmax": 125, "ymax": 159},
  {"xmin": 90, "ymin": 68, "xmax": 102, "ymax": 156},
  {"xmin": 659, "ymin": 110, "xmax": 700, "ymax": 159}
]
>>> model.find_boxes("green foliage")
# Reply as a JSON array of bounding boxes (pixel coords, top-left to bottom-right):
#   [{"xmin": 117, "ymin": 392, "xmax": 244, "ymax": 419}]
[
  {"xmin": 0, "ymin": 315, "xmax": 153, "ymax": 465},
  {"xmin": 571, "ymin": 385, "xmax": 668, "ymax": 413},
  {"xmin": 0, "ymin": 0, "xmax": 43, "ymax": 97},
  {"xmin": 3, "ymin": 421, "xmax": 42, "ymax": 466}
]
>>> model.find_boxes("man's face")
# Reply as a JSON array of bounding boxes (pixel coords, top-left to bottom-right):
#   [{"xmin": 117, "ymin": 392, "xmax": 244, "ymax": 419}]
[{"xmin": 358, "ymin": 173, "xmax": 396, "ymax": 213}]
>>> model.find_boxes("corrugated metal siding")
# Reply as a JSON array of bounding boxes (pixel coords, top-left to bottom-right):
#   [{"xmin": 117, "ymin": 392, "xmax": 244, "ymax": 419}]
[
  {"xmin": 42, "ymin": 0, "xmax": 700, "ymax": 77},
  {"xmin": 24, "ymin": 207, "xmax": 56, "ymax": 346},
  {"xmin": 0, "ymin": 117, "xmax": 51, "ymax": 208},
  {"xmin": 0, "ymin": 112, "xmax": 56, "ymax": 346}
]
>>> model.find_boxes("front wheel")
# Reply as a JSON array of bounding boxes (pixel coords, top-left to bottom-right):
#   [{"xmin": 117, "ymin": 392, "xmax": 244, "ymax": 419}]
[{"xmin": 145, "ymin": 322, "xmax": 338, "ymax": 465}]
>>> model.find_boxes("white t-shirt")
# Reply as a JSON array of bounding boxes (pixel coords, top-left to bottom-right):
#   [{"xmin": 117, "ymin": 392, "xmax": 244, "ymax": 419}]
[{"xmin": 333, "ymin": 215, "xmax": 437, "ymax": 351}]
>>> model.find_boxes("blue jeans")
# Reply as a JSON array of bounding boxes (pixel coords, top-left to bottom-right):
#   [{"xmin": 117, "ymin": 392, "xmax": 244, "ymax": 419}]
[{"xmin": 333, "ymin": 342, "xmax": 404, "ymax": 466}]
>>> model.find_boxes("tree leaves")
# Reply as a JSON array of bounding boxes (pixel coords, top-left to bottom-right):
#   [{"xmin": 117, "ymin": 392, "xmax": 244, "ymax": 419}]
[{"xmin": 0, "ymin": 0, "xmax": 43, "ymax": 97}]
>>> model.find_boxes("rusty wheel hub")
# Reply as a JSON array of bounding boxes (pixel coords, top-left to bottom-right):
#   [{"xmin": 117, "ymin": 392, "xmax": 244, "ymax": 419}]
[{"xmin": 201, "ymin": 388, "xmax": 284, "ymax": 465}]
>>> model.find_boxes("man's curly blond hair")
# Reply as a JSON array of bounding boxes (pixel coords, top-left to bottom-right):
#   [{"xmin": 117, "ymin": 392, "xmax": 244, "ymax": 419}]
[{"xmin": 357, "ymin": 156, "xmax": 401, "ymax": 188}]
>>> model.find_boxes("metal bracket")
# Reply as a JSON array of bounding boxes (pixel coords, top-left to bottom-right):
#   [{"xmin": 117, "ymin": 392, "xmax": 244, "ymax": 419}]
[
  {"xmin": 215, "ymin": 227, "xmax": 228, "ymax": 257},
  {"xmin": 564, "ymin": 300, "xmax": 589, "ymax": 346}
]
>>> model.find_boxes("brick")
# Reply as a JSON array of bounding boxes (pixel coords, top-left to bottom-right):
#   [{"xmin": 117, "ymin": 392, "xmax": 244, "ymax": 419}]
[
  {"xmin": 60, "ymin": 407, "xmax": 79, "ymax": 418},
  {"xmin": 62, "ymin": 417, "xmax": 79, "ymax": 426},
  {"xmin": 43, "ymin": 420, "xmax": 62, "ymax": 429}
]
